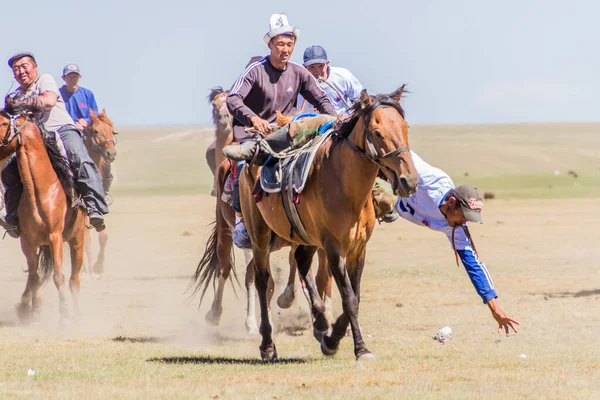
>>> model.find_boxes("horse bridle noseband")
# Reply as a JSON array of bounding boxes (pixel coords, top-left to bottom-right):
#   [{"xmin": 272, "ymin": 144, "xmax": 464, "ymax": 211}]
[{"xmin": 1, "ymin": 112, "xmax": 30, "ymax": 147}]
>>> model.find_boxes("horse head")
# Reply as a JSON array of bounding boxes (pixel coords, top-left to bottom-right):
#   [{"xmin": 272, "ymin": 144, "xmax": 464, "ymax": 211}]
[
  {"xmin": 208, "ymin": 87, "xmax": 232, "ymax": 134},
  {"xmin": 342, "ymin": 85, "xmax": 418, "ymax": 197},
  {"xmin": 0, "ymin": 97, "xmax": 43, "ymax": 160},
  {"xmin": 87, "ymin": 109, "xmax": 117, "ymax": 163}
]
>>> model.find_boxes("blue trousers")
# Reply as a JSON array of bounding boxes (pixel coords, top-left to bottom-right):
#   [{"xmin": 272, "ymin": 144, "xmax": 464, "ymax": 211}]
[{"xmin": 1, "ymin": 126, "xmax": 109, "ymax": 217}]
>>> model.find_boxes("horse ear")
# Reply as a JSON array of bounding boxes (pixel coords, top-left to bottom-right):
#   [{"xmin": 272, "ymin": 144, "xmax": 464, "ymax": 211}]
[
  {"xmin": 359, "ymin": 89, "xmax": 371, "ymax": 109},
  {"xmin": 89, "ymin": 109, "xmax": 96, "ymax": 118},
  {"xmin": 391, "ymin": 84, "xmax": 407, "ymax": 105},
  {"xmin": 275, "ymin": 110, "xmax": 292, "ymax": 127},
  {"xmin": 100, "ymin": 108, "xmax": 107, "ymax": 117}
]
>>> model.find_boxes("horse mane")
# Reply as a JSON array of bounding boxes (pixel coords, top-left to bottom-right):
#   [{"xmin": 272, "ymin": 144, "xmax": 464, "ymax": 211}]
[
  {"xmin": 207, "ymin": 86, "xmax": 227, "ymax": 104},
  {"xmin": 3, "ymin": 98, "xmax": 43, "ymax": 120},
  {"xmin": 335, "ymin": 86, "xmax": 407, "ymax": 138}
]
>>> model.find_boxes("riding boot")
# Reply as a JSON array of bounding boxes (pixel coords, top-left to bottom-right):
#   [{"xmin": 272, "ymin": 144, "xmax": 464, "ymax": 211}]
[{"xmin": 222, "ymin": 125, "xmax": 293, "ymax": 162}]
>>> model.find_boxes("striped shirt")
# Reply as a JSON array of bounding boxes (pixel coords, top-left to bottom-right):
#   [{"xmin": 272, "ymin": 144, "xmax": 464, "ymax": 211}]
[{"xmin": 227, "ymin": 56, "xmax": 336, "ymax": 141}]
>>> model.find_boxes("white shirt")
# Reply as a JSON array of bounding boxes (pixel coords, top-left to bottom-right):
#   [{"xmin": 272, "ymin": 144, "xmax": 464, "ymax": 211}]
[
  {"xmin": 298, "ymin": 66, "xmax": 363, "ymax": 115},
  {"xmin": 395, "ymin": 151, "xmax": 471, "ymax": 251}
]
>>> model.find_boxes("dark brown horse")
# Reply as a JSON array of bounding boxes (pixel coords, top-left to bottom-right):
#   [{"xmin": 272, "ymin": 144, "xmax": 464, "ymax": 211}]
[
  {"xmin": 0, "ymin": 100, "xmax": 86, "ymax": 324},
  {"xmin": 82, "ymin": 109, "xmax": 117, "ymax": 277},
  {"xmin": 239, "ymin": 87, "xmax": 418, "ymax": 361}
]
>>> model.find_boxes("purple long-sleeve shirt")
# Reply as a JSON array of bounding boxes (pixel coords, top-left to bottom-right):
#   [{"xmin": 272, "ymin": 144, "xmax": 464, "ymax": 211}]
[{"xmin": 227, "ymin": 56, "xmax": 336, "ymax": 141}]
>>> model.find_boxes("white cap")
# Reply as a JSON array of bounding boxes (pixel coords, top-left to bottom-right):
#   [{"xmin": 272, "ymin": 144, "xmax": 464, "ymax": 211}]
[{"xmin": 263, "ymin": 13, "xmax": 300, "ymax": 44}]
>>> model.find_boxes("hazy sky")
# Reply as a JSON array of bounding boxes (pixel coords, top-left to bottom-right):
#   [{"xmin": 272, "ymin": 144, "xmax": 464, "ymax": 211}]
[{"xmin": 3, "ymin": 0, "xmax": 598, "ymax": 127}]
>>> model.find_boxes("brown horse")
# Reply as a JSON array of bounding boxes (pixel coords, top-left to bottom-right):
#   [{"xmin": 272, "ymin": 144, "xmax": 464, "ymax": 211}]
[
  {"xmin": 239, "ymin": 87, "xmax": 418, "ymax": 361},
  {"xmin": 82, "ymin": 109, "xmax": 117, "ymax": 277},
  {"xmin": 190, "ymin": 157, "xmax": 333, "ymax": 333},
  {"xmin": 0, "ymin": 100, "xmax": 86, "ymax": 324}
]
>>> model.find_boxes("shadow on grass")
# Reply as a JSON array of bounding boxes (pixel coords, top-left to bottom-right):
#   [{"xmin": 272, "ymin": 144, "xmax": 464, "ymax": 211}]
[
  {"xmin": 148, "ymin": 355, "xmax": 308, "ymax": 365},
  {"xmin": 531, "ymin": 289, "xmax": 600, "ymax": 299}
]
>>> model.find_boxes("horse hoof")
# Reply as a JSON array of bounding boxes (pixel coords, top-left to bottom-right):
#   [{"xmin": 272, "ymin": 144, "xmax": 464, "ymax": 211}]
[
  {"xmin": 92, "ymin": 273, "xmax": 102, "ymax": 280},
  {"xmin": 313, "ymin": 327, "xmax": 330, "ymax": 343},
  {"xmin": 205, "ymin": 310, "xmax": 221, "ymax": 326},
  {"xmin": 245, "ymin": 319, "xmax": 259, "ymax": 335},
  {"xmin": 320, "ymin": 335, "xmax": 339, "ymax": 356},
  {"xmin": 276, "ymin": 289, "xmax": 295, "ymax": 309},
  {"xmin": 260, "ymin": 344, "xmax": 278, "ymax": 361},
  {"xmin": 356, "ymin": 352, "xmax": 376, "ymax": 362},
  {"xmin": 15, "ymin": 303, "xmax": 32, "ymax": 324}
]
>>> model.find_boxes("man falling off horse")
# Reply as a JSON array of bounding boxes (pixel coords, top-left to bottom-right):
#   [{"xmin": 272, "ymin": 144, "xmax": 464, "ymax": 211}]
[
  {"xmin": 222, "ymin": 13, "xmax": 337, "ymax": 248},
  {"xmin": 0, "ymin": 52, "xmax": 108, "ymax": 238}
]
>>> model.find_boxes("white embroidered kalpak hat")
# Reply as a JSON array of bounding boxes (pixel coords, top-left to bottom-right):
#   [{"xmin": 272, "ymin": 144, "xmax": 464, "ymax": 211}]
[{"xmin": 263, "ymin": 13, "xmax": 300, "ymax": 44}]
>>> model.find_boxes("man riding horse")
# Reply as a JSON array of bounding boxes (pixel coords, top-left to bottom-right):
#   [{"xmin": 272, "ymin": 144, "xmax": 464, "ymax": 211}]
[
  {"xmin": 223, "ymin": 13, "xmax": 337, "ymax": 248},
  {"xmin": 0, "ymin": 52, "xmax": 108, "ymax": 238}
]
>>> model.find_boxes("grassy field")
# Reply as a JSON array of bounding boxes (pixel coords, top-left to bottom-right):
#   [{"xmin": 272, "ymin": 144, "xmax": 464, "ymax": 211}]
[{"xmin": 0, "ymin": 123, "xmax": 598, "ymax": 399}]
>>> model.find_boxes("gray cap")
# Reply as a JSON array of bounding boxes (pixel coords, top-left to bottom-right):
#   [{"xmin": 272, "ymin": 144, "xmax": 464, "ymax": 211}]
[
  {"xmin": 62, "ymin": 64, "xmax": 81, "ymax": 76},
  {"xmin": 453, "ymin": 184, "xmax": 484, "ymax": 223},
  {"xmin": 8, "ymin": 52, "xmax": 36, "ymax": 68},
  {"xmin": 303, "ymin": 45, "xmax": 328, "ymax": 66}
]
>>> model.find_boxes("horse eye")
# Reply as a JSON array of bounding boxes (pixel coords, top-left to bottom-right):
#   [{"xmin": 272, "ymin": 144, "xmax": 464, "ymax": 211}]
[{"xmin": 373, "ymin": 130, "xmax": 383, "ymax": 138}]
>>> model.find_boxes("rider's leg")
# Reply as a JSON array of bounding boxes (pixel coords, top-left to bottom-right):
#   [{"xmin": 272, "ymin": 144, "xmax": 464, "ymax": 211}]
[
  {"xmin": 102, "ymin": 163, "xmax": 114, "ymax": 206},
  {"xmin": 0, "ymin": 156, "xmax": 22, "ymax": 238},
  {"xmin": 231, "ymin": 161, "xmax": 251, "ymax": 249},
  {"xmin": 59, "ymin": 127, "xmax": 109, "ymax": 232},
  {"xmin": 222, "ymin": 114, "xmax": 336, "ymax": 162}
]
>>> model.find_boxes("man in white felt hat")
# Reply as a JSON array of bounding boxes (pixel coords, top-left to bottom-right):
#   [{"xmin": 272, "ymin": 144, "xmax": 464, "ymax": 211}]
[{"xmin": 222, "ymin": 13, "xmax": 336, "ymax": 248}]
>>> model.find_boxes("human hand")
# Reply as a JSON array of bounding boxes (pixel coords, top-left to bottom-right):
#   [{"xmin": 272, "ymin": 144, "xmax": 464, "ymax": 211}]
[
  {"xmin": 250, "ymin": 116, "xmax": 271, "ymax": 135},
  {"xmin": 487, "ymin": 298, "xmax": 519, "ymax": 336},
  {"xmin": 76, "ymin": 118, "xmax": 88, "ymax": 130}
]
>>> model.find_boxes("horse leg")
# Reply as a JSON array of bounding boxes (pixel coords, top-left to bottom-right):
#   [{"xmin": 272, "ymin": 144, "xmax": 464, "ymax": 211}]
[
  {"xmin": 276, "ymin": 245, "xmax": 297, "ymax": 309},
  {"xmin": 92, "ymin": 228, "xmax": 108, "ymax": 277},
  {"xmin": 68, "ymin": 228, "xmax": 85, "ymax": 320},
  {"xmin": 83, "ymin": 228, "xmax": 93, "ymax": 276},
  {"xmin": 49, "ymin": 233, "xmax": 70, "ymax": 324},
  {"xmin": 244, "ymin": 249, "xmax": 259, "ymax": 334},
  {"xmin": 16, "ymin": 241, "xmax": 41, "ymax": 323},
  {"xmin": 315, "ymin": 248, "xmax": 334, "ymax": 323},
  {"xmin": 294, "ymin": 245, "xmax": 330, "ymax": 342},
  {"xmin": 205, "ymin": 218, "xmax": 232, "ymax": 327},
  {"xmin": 321, "ymin": 245, "xmax": 373, "ymax": 361}
]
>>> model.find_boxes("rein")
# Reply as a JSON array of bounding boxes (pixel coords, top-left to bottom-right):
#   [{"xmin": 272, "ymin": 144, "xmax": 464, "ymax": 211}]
[{"xmin": 1, "ymin": 112, "xmax": 30, "ymax": 147}]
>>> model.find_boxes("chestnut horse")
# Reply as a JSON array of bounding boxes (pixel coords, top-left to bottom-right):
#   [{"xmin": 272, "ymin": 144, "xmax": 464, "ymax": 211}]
[
  {"xmin": 239, "ymin": 87, "xmax": 418, "ymax": 361},
  {"xmin": 82, "ymin": 109, "xmax": 117, "ymax": 277},
  {"xmin": 0, "ymin": 100, "xmax": 86, "ymax": 324},
  {"xmin": 190, "ymin": 156, "xmax": 333, "ymax": 333}
]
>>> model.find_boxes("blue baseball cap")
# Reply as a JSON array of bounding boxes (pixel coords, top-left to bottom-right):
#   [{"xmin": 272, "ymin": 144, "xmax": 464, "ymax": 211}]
[
  {"xmin": 303, "ymin": 45, "xmax": 328, "ymax": 66},
  {"xmin": 62, "ymin": 64, "xmax": 81, "ymax": 76}
]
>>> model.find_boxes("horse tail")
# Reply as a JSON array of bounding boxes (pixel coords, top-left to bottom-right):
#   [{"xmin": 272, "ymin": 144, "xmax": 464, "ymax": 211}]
[
  {"xmin": 37, "ymin": 245, "xmax": 54, "ymax": 284},
  {"xmin": 188, "ymin": 221, "xmax": 220, "ymax": 305}
]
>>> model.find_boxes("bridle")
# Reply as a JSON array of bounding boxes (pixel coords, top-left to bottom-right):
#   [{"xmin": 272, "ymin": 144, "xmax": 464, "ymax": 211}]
[
  {"xmin": 85, "ymin": 125, "xmax": 118, "ymax": 154},
  {"xmin": 337, "ymin": 100, "xmax": 410, "ymax": 172},
  {"xmin": 0, "ymin": 112, "xmax": 30, "ymax": 147}
]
